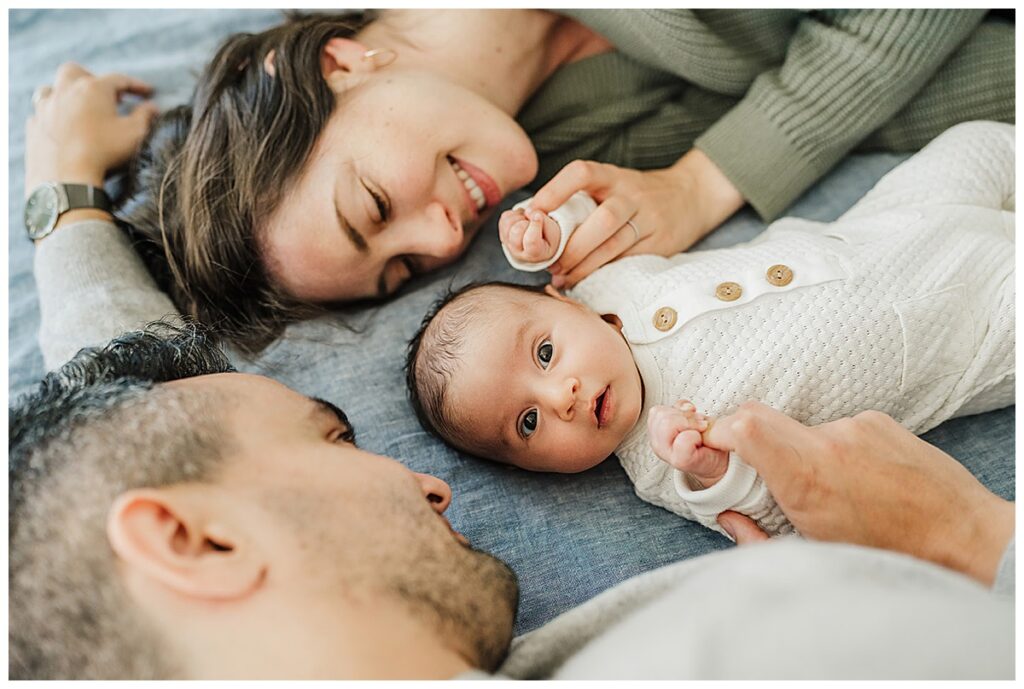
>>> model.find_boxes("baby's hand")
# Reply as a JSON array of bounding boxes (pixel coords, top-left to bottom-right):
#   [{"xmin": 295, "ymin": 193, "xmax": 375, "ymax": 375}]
[
  {"xmin": 648, "ymin": 400, "xmax": 730, "ymax": 489},
  {"xmin": 499, "ymin": 207, "xmax": 562, "ymax": 264}
]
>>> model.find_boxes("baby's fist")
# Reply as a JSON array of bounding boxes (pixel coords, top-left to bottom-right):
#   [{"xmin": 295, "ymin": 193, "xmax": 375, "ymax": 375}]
[
  {"xmin": 648, "ymin": 401, "xmax": 730, "ymax": 488},
  {"xmin": 499, "ymin": 207, "xmax": 562, "ymax": 263}
]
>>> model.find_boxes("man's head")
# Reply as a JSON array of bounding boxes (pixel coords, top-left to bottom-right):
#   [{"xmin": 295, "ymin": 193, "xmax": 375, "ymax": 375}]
[
  {"xmin": 407, "ymin": 282, "xmax": 643, "ymax": 473},
  {"xmin": 10, "ymin": 322, "xmax": 517, "ymax": 679}
]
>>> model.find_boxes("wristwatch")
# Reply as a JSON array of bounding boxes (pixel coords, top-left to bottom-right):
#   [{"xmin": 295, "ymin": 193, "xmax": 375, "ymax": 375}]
[{"xmin": 24, "ymin": 182, "xmax": 112, "ymax": 241}]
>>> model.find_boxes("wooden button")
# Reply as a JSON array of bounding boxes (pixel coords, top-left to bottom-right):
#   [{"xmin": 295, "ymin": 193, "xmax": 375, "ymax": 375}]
[
  {"xmin": 653, "ymin": 306, "xmax": 677, "ymax": 331},
  {"xmin": 766, "ymin": 264, "xmax": 794, "ymax": 286},
  {"xmin": 715, "ymin": 281, "xmax": 742, "ymax": 302}
]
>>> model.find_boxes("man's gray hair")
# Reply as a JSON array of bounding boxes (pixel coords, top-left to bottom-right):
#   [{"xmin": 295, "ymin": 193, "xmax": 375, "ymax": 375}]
[{"xmin": 9, "ymin": 321, "xmax": 235, "ymax": 679}]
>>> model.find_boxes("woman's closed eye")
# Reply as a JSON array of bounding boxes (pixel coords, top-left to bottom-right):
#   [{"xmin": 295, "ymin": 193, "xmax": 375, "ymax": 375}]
[{"xmin": 362, "ymin": 179, "xmax": 390, "ymax": 224}]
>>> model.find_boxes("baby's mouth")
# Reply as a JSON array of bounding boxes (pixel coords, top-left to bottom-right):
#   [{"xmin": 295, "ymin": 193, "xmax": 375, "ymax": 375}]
[{"xmin": 594, "ymin": 386, "xmax": 610, "ymax": 428}]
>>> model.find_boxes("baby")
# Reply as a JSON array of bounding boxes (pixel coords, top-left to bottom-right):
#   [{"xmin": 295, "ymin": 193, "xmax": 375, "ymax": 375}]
[{"xmin": 406, "ymin": 122, "xmax": 1015, "ymax": 537}]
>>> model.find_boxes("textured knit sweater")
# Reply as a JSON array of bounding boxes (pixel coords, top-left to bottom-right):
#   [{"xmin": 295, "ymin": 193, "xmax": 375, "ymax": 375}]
[
  {"xmin": 483, "ymin": 537, "xmax": 1015, "ymax": 679},
  {"xmin": 523, "ymin": 9, "xmax": 1014, "ymax": 221},
  {"xmin": 540, "ymin": 122, "xmax": 1014, "ymax": 536}
]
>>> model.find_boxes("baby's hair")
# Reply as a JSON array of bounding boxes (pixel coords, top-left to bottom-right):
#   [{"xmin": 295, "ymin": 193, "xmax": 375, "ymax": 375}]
[{"xmin": 405, "ymin": 281, "xmax": 548, "ymax": 452}]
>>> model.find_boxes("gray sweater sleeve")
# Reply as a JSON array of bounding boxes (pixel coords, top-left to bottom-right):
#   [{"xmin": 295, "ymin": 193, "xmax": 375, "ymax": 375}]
[{"xmin": 33, "ymin": 220, "xmax": 180, "ymax": 370}]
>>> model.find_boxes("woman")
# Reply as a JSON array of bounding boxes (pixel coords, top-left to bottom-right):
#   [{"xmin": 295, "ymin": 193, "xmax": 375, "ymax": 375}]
[{"xmin": 27, "ymin": 9, "xmax": 1013, "ymax": 355}]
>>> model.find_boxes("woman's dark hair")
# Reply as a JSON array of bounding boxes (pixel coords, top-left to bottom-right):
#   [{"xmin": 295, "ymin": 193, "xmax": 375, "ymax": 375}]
[{"xmin": 116, "ymin": 11, "xmax": 377, "ymax": 354}]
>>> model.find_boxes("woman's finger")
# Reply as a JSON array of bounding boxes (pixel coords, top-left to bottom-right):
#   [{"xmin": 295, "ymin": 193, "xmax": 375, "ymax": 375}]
[
  {"xmin": 530, "ymin": 160, "xmax": 611, "ymax": 213},
  {"xmin": 551, "ymin": 194, "xmax": 635, "ymax": 275},
  {"xmin": 554, "ymin": 222, "xmax": 636, "ymax": 288},
  {"xmin": 53, "ymin": 62, "xmax": 91, "ymax": 90},
  {"xmin": 97, "ymin": 72, "xmax": 154, "ymax": 98},
  {"xmin": 31, "ymin": 85, "xmax": 53, "ymax": 110},
  {"xmin": 123, "ymin": 99, "xmax": 160, "ymax": 138}
]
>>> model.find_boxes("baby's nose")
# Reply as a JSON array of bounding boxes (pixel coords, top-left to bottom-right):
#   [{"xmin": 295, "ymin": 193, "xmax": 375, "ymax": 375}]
[{"xmin": 550, "ymin": 378, "xmax": 580, "ymax": 421}]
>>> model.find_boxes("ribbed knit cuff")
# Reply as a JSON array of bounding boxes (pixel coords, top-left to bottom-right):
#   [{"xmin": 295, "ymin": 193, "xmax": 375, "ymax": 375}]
[
  {"xmin": 505, "ymin": 192, "xmax": 597, "ymax": 272},
  {"xmin": 696, "ymin": 100, "xmax": 827, "ymax": 222},
  {"xmin": 671, "ymin": 451, "xmax": 758, "ymax": 519}
]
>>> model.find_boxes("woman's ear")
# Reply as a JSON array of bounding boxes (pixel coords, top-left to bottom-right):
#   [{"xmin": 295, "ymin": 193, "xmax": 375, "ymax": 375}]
[
  {"xmin": 107, "ymin": 487, "xmax": 265, "ymax": 601},
  {"xmin": 320, "ymin": 36, "xmax": 373, "ymax": 92}
]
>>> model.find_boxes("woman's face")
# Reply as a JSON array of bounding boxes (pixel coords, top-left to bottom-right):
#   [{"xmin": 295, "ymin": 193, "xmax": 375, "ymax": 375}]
[{"xmin": 262, "ymin": 58, "xmax": 539, "ymax": 303}]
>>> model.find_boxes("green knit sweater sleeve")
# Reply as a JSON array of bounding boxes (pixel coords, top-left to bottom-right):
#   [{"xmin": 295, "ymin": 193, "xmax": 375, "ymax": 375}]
[{"xmin": 695, "ymin": 9, "xmax": 984, "ymax": 220}]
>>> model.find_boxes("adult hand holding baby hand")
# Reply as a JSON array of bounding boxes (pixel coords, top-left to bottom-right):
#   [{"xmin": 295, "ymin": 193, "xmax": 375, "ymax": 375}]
[
  {"xmin": 531, "ymin": 149, "xmax": 745, "ymax": 288},
  {"xmin": 648, "ymin": 400, "xmax": 730, "ymax": 489},
  {"xmin": 706, "ymin": 402, "xmax": 1014, "ymax": 586},
  {"xmin": 498, "ymin": 207, "xmax": 562, "ymax": 264}
]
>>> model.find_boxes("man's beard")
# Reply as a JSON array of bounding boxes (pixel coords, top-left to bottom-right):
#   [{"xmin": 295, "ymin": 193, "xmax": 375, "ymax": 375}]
[
  {"xmin": 268, "ymin": 483, "xmax": 520, "ymax": 673},
  {"xmin": 392, "ymin": 541, "xmax": 519, "ymax": 673}
]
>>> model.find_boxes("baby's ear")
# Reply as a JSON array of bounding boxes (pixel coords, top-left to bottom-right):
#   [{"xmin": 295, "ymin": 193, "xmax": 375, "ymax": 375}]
[
  {"xmin": 544, "ymin": 284, "xmax": 591, "ymax": 310},
  {"xmin": 600, "ymin": 312, "xmax": 625, "ymax": 332},
  {"xmin": 543, "ymin": 284, "xmax": 573, "ymax": 302}
]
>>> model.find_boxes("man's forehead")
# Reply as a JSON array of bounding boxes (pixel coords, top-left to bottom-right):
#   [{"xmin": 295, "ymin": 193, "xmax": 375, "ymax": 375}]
[
  {"xmin": 163, "ymin": 372, "xmax": 319, "ymax": 418},
  {"xmin": 165, "ymin": 371, "xmax": 287, "ymax": 395}
]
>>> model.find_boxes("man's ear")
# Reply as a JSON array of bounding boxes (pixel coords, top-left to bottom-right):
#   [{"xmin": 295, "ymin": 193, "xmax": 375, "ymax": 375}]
[
  {"xmin": 107, "ymin": 487, "xmax": 265, "ymax": 601},
  {"xmin": 320, "ymin": 36, "xmax": 373, "ymax": 93}
]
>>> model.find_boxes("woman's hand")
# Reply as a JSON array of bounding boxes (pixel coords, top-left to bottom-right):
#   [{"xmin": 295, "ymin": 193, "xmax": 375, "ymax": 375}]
[
  {"xmin": 528, "ymin": 148, "xmax": 744, "ymax": 288},
  {"xmin": 706, "ymin": 402, "xmax": 1015, "ymax": 586},
  {"xmin": 25, "ymin": 62, "xmax": 158, "ymax": 197}
]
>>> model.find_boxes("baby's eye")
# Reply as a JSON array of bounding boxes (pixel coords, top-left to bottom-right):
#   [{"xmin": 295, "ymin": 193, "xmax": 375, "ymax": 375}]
[
  {"xmin": 519, "ymin": 409, "xmax": 539, "ymax": 438},
  {"xmin": 537, "ymin": 340, "xmax": 553, "ymax": 368}
]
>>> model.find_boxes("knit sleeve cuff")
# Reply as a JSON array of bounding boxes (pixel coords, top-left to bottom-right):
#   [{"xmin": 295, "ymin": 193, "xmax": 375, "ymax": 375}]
[
  {"xmin": 504, "ymin": 192, "xmax": 597, "ymax": 272},
  {"xmin": 671, "ymin": 451, "xmax": 759, "ymax": 518},
  {"xmin": 695, "ymin": 99, "xmax": 824, "ymax": 222}
]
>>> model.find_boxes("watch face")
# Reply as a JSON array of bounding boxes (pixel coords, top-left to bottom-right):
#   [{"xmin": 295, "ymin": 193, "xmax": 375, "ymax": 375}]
[{"xmin": 24, "ymin": 184, "xmax": 61, "ymax": 239}]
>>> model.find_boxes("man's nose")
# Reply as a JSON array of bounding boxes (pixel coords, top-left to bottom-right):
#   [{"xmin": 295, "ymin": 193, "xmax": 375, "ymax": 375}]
[
  {"xmin": 543, "ymin": 377, "xmax": 580, "ymax": 421},
  {"xmin": 414, "ymin": 472, "xmax": 452, "ymax": 513}
]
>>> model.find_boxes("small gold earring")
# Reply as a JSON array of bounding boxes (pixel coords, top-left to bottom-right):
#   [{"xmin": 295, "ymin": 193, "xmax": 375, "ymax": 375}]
[{"xmin": 361, "ymin": 48, "xmax": 397, "ymax": 69}]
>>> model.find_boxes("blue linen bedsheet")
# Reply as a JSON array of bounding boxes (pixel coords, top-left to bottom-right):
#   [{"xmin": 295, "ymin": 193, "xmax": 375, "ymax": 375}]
[{"xmin": 9, "ymin": 9, "xmax": 1015, "ymax": 636}]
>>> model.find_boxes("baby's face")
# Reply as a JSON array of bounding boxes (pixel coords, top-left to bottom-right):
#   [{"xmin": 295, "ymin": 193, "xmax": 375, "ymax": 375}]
[{"xmin": 449, "ymin": 289, "xmax": 643, "ymax": 472}]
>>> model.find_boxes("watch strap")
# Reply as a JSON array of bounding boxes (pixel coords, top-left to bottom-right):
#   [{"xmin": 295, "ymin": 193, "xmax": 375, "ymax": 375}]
[{"xmin": 62, "ymin": 183, "xmax": 111, "ymax": 213}]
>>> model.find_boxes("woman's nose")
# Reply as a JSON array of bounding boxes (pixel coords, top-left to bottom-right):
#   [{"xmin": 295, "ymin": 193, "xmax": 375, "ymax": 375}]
[
  {"xmin": 414, "ymin": 472, "xmax": 452, "ymax": 513},
  {"xmin": 543, "ymin": 378, "xmax": 580, "ymax": 421},
  {"xmin": 404, "ymin": 201, "xmax": 464, "ymax": 261}
]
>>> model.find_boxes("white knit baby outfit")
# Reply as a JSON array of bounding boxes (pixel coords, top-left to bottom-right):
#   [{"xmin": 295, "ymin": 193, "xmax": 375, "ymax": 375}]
[{"xmin": 508, "ymin": 122, "xmax": 1015, "ymax": 537}]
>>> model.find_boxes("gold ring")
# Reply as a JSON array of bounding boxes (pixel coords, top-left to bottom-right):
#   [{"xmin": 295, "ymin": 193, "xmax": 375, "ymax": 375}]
[
  {"xmin": 626, "ymin": 218, "xmax": 640, "ymax": 243},
  {"xmin": 31, "ymin": 85, "xmax": 52, "ymax": 108}
]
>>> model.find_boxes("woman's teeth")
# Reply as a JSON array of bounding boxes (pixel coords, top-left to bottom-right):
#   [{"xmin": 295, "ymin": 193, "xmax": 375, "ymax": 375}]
[{"xmin": 451, "ymin": 159, "xmax": 486, "ymax": 211}]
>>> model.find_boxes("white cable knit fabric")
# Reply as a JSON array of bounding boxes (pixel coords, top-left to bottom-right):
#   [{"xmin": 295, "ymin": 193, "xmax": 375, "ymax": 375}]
[{"xmin": 509, "ymin": 122, "xmax": 1015, "ymax": 537}]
